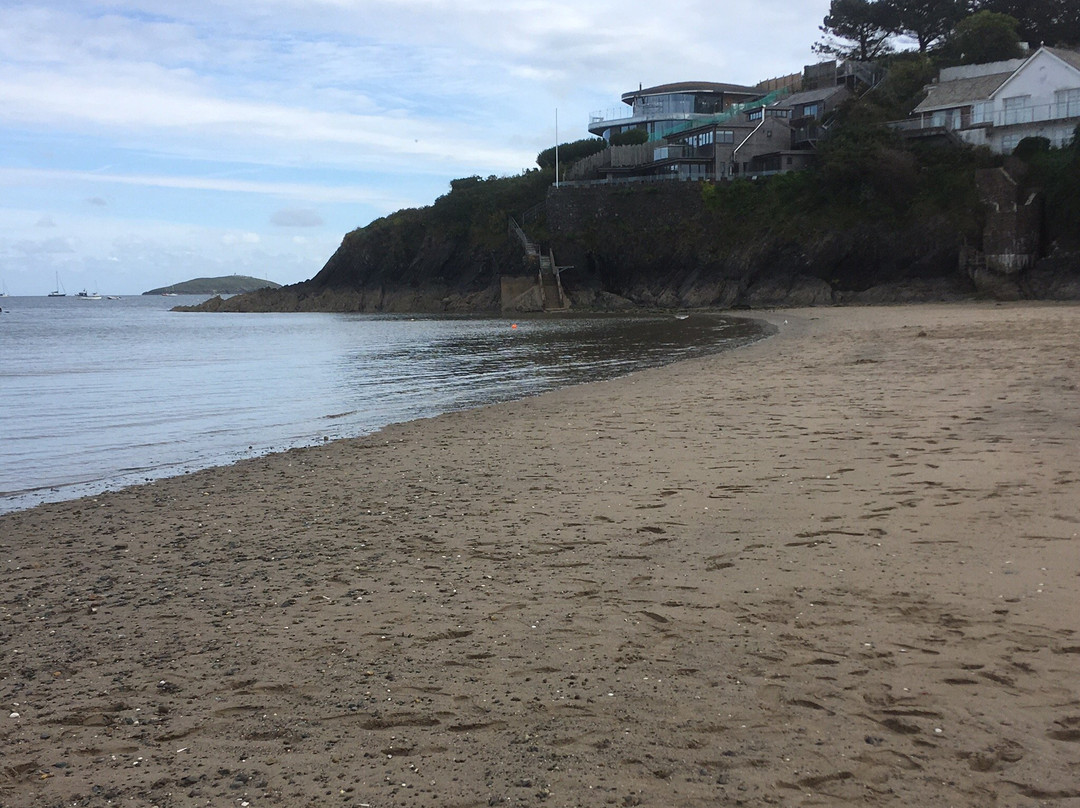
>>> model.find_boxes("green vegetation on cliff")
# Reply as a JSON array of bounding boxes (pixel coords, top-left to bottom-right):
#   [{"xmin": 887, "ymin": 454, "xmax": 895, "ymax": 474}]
[
  {"xmin": 1019, "ymin": 129, "xmax": 1080, "ymax": 252},
  {"xmin": 184, "ymin": 119, "xmax": 1080, "ymax": 313}
]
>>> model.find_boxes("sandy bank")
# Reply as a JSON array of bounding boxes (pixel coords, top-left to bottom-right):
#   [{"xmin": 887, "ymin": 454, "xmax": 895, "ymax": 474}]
[{"xmin": 2, "ymin": 303, "xmax": 1079, "ymax": 807}]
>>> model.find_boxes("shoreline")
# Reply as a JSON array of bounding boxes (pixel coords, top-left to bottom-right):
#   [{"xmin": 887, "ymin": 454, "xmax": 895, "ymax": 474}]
[
  {"xmin": 1, "ymin": 310, "xmax": 768, "ymax": 516},
  {"xmin": 3, "ymin": 302, "xmax": 1079, "ymax": 807}
]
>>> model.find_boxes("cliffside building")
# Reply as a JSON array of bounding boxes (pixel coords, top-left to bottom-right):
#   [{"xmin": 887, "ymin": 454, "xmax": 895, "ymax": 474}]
[
  {"xmin": 571, "ymin": 67, "xmax": 859, "ymax": 184},
  {"xmin": 588, "ymin": 81, "xmax": 765, "ymax": 142},
  {"xmin": 768, "ymin": 84, "xmax": 851, "ymax": 149},
  {"xmin": 895, "ymin": 46, "xmax": 1080, "ymax": 153},
  {"xmin": 570, "ymin": 84, "xmax": 847, "ymax": 182}
]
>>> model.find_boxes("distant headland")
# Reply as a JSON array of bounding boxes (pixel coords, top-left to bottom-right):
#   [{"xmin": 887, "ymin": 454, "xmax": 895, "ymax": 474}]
[{"xmin": 143, "ymin": 275, "xmax": 281, "ymax": 296}]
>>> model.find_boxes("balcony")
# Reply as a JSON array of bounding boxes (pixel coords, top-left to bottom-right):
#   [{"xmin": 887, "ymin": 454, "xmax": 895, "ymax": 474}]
[
  {"xmin": 587, "ymin": 109, "xmax": 708, "ymax": 137},
  {"xmin": 891, "ymin": 98, "xmax": 1080, "ymax": 134},
  {"xmin": 589, "ymin": 107, "xmax": 633, "ymax": 126}
]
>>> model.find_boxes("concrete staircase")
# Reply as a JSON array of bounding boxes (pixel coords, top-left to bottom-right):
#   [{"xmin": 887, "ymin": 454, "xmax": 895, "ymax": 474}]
[
  {"xmin": 508, "ymin": 218, "xmax": 568, "ymax": 311},
  {"xmin": 538, "ymin": 252, "xmax": 566, "ymax": 310}
]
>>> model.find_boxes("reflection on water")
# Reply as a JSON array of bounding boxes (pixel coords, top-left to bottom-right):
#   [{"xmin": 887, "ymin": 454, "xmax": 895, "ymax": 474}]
[
  {"xmin": 336, "ymin": 315, "xmax": 760, "ymax": 419},
  {"xmin": 0, "ymin": 298, "xmax": 767, "ymax": 512}
]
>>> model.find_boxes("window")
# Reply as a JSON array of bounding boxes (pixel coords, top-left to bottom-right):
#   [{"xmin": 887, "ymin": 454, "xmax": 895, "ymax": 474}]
[
  {"xmin": 635, "ymin": 93, "xmax": 696, "ymax": 117},
  {"xmin": 1001, "ymin": 133, "xmax": 1021, "ymax": 153},
  {"xmin": 694, "ymin": 95, "xmax": 725, "ymax": 115},
  {"xmin": 1056, "ymin": 88, "xmax": 1080, "ymax": 119},
  {"xmin": 801, "ymin": 103, "xmax": 820, "ymax": 119},
  {"xmin": 717, "ymin": 130, "xmax": 734, "ymax": 144},
  {"xmin": 1003, "ymin": 95, "xmax": 1033, "ymax": 125}
]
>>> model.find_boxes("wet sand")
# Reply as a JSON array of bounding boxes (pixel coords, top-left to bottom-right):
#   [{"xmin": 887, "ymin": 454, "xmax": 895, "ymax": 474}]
[{"xmin": 3, "ymin": 302, "xmax": 1080, "ymax": 807}]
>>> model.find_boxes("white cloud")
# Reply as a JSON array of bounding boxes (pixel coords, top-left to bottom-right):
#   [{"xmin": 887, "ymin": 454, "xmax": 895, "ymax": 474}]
[
  {"xmin": 0, "ymin": 65, "xmax": 533, "ymax": 173},
  {"xmin": 0, "ymin": 167, "xmax": 409, "ymax": 207},
  {"xmin": 272, "ymin": 209, "xmax": 324, "ymax": 227}
]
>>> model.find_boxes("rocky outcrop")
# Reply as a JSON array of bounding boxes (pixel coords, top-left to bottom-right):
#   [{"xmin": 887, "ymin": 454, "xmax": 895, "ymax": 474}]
[
  {"xmin": 184, "ymin": 283, "xmax": 502, "ymax": 314},
  {"xmin": 180, "ymin": 173, "xmax": 1080, "ymax": 315},
  {"xmin": 543, "ymin": 183, "xmax": 976, "ymax": 309}
]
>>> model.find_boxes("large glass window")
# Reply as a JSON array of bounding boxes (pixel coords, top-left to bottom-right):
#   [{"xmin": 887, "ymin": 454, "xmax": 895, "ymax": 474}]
[
  {"xmin": 1003, "ymin": 95, "xmax": 1033, "ymax": 125},
  {"xmin": 694, "ymin": 95, "xmax": 726, "ymax": 114},
  {"xmin": 1055, "ymin": 88, "xmax": 1080, "ymax": 118},
  {"xmin": 635, "ymin": 93, "xmax": 696, "ymax": 117}
]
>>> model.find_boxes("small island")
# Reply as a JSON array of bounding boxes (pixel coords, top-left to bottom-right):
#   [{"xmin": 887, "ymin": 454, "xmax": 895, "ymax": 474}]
[{"xmin": 143, "ymin": 275, "xmax": 281, "ymax": 296}]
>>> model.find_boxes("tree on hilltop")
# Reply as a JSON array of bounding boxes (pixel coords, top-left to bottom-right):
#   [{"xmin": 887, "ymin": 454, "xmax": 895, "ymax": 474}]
[
  {"xmin": 941, "ymin": 11, "xmax": 1024, "ymax": 64},
  {"xmin": 815, "ymin": 0, "xmax": 897, "ymax": 61},
  {"xmin": 975, "ymin": 0, "xmax": 1080, "ymax": 48},
  {"xmin": 885, "ymin": 0, "xmax": 966, "ymax": 52}
]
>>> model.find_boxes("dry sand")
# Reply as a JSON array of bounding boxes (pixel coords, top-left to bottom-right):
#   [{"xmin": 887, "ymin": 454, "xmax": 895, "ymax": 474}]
[{"xmin": 2, "ymin": 302, "xmax": 1080, "ymax": 808}]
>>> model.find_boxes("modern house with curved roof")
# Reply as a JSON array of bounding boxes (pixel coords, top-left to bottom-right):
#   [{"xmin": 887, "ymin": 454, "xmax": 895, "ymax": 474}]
[{"xmin": 588, "ymin": 81, "xmax": 765, "ymax": 141}]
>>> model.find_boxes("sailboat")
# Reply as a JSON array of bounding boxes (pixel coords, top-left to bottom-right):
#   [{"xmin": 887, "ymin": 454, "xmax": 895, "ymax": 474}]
[
  {"xmin": 0, "ymin": 279, "xmax": 8, "ymax": 297},
  {"xmin": 48, "ymin": 272, "xmax": 66, "ymax": 297}
]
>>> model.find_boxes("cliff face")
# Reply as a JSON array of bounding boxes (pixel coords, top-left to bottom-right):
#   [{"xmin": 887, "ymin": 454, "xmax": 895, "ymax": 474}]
[
  {"xmin": 182, "ymin": 168, "xmax": 1080, "ymax": 315},
  {"xmin": 544, "ymin": 183, "xmax": 974, "ymax": 309},
  {"xmin": 184, "ymin": 173, "xmax": 548, "ymax": 313},
  {"xmin": 294, "ymin": 205, "xmax": 511, "ymax": 312}
]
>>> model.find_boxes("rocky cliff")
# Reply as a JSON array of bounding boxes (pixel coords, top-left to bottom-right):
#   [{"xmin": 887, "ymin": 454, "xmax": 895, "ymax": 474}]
[{"xmin": 180, "ymin": 157, "xmax": 1080, "ymax": 314}]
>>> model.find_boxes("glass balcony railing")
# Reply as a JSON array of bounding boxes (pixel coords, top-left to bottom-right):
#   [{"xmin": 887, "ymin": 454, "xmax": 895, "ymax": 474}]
[
  {"xmin": 891, "ymin": 98, "xmax": 1080, "ymax": 132},
  {"xmin": 590, "ymin": 107, "xmax": 632, "ymax": 125}
]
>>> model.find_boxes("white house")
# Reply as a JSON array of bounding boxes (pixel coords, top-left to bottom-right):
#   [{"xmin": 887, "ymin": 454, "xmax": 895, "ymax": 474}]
[{"xmin": 906, "ymin": 46, "xmax": 1080, "ymax": 153}]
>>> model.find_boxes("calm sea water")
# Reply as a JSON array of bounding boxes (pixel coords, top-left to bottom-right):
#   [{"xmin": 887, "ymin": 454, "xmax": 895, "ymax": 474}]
[{"xmin": 0, "ymin": 295, "xmax": 765, "ymax": 512}]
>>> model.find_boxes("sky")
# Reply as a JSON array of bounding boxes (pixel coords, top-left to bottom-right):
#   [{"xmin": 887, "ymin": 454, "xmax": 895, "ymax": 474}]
[{"xmin": 0, "ymin": 0, "xmax": 831, "ymax": 296}]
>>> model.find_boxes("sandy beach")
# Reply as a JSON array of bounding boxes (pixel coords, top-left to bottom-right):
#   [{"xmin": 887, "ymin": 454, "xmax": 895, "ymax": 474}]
[{"xmin": 3, "ymin": 302, "xmax": 1080, "ymax": 808}]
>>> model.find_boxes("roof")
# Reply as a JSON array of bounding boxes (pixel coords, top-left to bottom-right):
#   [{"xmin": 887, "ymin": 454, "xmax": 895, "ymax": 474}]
[
  {"xmin": 914, "ymin": 46, "xmax": 1080, "ymax": 114},
  {"xmin": 913, "ymin": 72, "xmax": 1012, "ymax": 113},
  {"xmin": 773, "ymin": 85, "xmax": 847, "ymax": 109},
  {"xmin": 939, "ymin": 58, "xmax": 1024, "ymax": 82},
  {"xmin": 621, "ymin": 81, "xmax": 762, "ymax": 103},
  {"xmin": 1047, "ymin": 46, "xmax": 1080, "ymax": 72}
]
